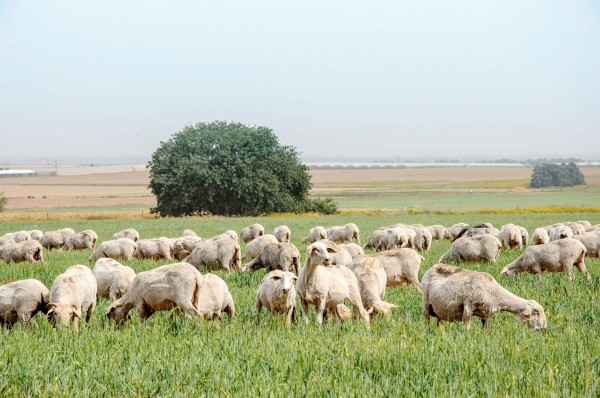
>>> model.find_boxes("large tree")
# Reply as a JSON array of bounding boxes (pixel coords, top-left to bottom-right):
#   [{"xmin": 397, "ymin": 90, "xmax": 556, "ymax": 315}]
[
  {"xmin": 148, "ymin": 121, "xmax": 330, "ymax": 216},
  {"xmin": 530, "ymin": 163, "xmax": 585, "ymax": 188}
]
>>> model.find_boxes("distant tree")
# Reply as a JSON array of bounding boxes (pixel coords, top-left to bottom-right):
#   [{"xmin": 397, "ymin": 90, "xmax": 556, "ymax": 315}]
[
  {"xmin": 530, "ymin": 163, "xmax": 585, "ymax": 188},
  {"xmin": 148, "ymin": 121, "xmax": 338, "ymax": 216},
  {"xmin": 0, "ymin": 192, "xmax": 6, "ymax": 212}
]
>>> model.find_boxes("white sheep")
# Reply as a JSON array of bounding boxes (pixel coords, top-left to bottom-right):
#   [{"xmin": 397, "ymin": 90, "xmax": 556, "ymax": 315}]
[
  {"xmin": 0, "ymin": 240, "xmax": 44, "ymax": 263},
  {"xmin": 134, "ymin": 237, "xmax": 173, "ymax": 260},
  {"xmin": 573, "ymin": 232, "xmax": 600, "ymax": 257},
  {"xmin": 256, "ymin": 270, "xmax": 297, "ymax": 325},
  {"xmin": 89, "ymin": 238, "xmax": 137, "ymax": 261},
  {"xmin": 195, "ymin": 273, "xmax": 235, "ymax": 321},
  {"xmin": 439, "ymin": 234, "xmax": 502, "ymax": 264},
  {"xmin": 273, "ymin": 225, "xmax": 292, "ymax": 243},
  {"xmin": 240, "ymin": 223, "xmax": 265, "ymax": 243},
  {"xmin": 60, "ymin": 230, "xmax": 98, "ymax": 251},
  {"xmin": 326, "ymin": 223, "xmax": 360, "ymax": 244},
  {"xmin": 301, "ymin": 226, "xmax": 327, "ymax": 244},
  {"xmin": 184, "ymin": 237, "xmax": 241, "ymax": 273},
  {"xmin": 363, "ymin": 248, "xmax": 424, "ymax": 291},
  {"xmin": 549, "ymin": 225, "xmax": 573, "ymax": 241},
  {"xmin": 40, "ymin": 228, "xmax": 76, "ymax": 250},
  {"xmin": 498, "ymin": 224, "xmax": 524, "ymax": 250},
  {"xmin": 531, "ymin": 228, "xmax": 550, "ymax": 245},
  {"xmin": 47, "ymin": 265, "xmax": 97, "ymax": 331},
  {"xmin": 0, "ymin": 279, "xmax": 49, "ymax": 327},
  {"xmin": 2, "ymin": 231, "xmax": 31, "ymax": 243},
  {"xmin": 92, "ymin": 258, "xmax": 136, "ymax": 300},
  {"xmin": 28, "ymin": 230, "xmax": 44, "ymax": 241},
  {"xmin": 112, "ymin": 228, "xmax": 140, "ymax": 242},
  {"xmin": 347, "ymin": 257, "xmax": 397, "ymax": 317},
  {"xmin": 243, "ymin": 234, "xmax": 279, "ymax": 262}
]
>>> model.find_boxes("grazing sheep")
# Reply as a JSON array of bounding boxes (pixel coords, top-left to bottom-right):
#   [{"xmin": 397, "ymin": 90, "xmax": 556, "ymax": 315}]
[
  {"xmin": 347, "ymin": 257, "xmax": 397, "ymax": 317},
  {"xmin": 296, "ymin": 242, "xmax": 370, "ymax": 327},
  {"xmin": 182, "ymin": 229, "xmax": 198, "ymax": 237},
  {"xmin": 0, "ymin": 237, "xmax": 15, "ymax": 248},
  {"xmin": 363, "ymin": 248, "xmax": 424, "ymax": 290},
  {"xmin": 40, "ymin": 228, "xmax": 76, "ymax": 250},
  {"xmin": 2, "ymin": 231, "xmax": 31, "ymax": 243},
  {"xmin": 0, "ymin": 279, "xmax": 49, "ymax": 328},
  {"xmin": 28, "ymin": 230, "xmax": 44, "ymax": 241},
  {"xmin": 422, "ymin": 263, "xmax": 547, "ymax": 331},
  {"xmin": 384, "ymin": 227, "xmax": 411, "ymax": 251},
  {"xmin": 439, "ymin": 234, "xmax": 502, "ymax": 264},
  {"xmin": 301, "ymin": 226, "xmax": 327, "ymax": 244},
  {"xmin": 573, "ymin": 232, "xmax": 600, "ymax": 257},
  {"xmin": 454, "ymin": 224, "xmax": 499, "ymax": 240},
  {"xmin": 240, "ymin": 223, "xmax": 265, "ymax": 243},
  {"xmin": 223, "ymin": 230, "xmax": 239, "ymax": 242},
  {"xmin": 531, "ymin": 228, "xmax": 550, "ymax": 245},
  {"xmin": 549, "ymin": 225, "xmax": 573, "ymax": 241},
  {"xmin": 447, "ymin": 223, "xmax": 470, "ymax": 239},
  {"xmin": 47, "ymin": 265, "xmax": 97, "ymax": 331},
  {"xmin": 92, "ymin": 258, "xmax": 136, "ymax": 300},
  {"xmin": 564, "ymin": 222, "xmax": 586, "ymax": 236},
  {"xmin": 519, "ymin": 226, "xmax": 529, "ymax": 247},
  {"xmin": 172, "ymin": 236, "xmax": 204, "ymax": 260},
  {"xmin": 112, "ymin": 228, "xmax": 140, "ymax": 242},
  {"xmin": 408, "ymin": 225, "xmax": 432, "ymax": 251},
  {"xmin": 89, "ymin": 238, "xmax": 137, "ymax": 261},
  {"xmin": 243, "ymin": 242, "xmax": 300, "ymax": 274},
  {"xmin": 256, "ymin": 270, "xmax": 297, "ymax": 325},
  {"xmin": 339, "ymin": 243, "xmax": 365, "ymax": 258},
  {"xmin": 326, "ymin": 223, "xmax": 360, "ymax": 244},
  {"xmin": 134, "ymin": 237, "xmax": 173, "ymax": 260},
  {"xmin": 501, "ymin": 238, "xmax": 589, "ymax": 281},
  {"xmin": 427, "ymin": 225, "xmax": 453, "ymax": 240},
  {"xmin": 184, "ymin": 237, "xmax": 241, "ymax": 273},
  {"xmin": 60, "ymin": 230, "xmax": 98, "ymax": 251},
  {"xmin": 498, "ymin": 224, "xmax": 524, "ymax": 250},
  {"xmin": 196, "ymin": 273, "xmax": 235, "ymax": 321},
  {"xmin": 364, "ymin": 228, "xmax": 389, "ymax": 251},
  {"xmin": 243, "ymin": 234, "xmax": 279, "ymax": 262},
  {"xmin": 0, "ymin": 240, "xmax": 44, "ymax": 263},
  {"xmin": 273, "ymin": 225, "xmax": 292, "ymax": 243},
  {"xmin": 106, "ymin": 262, "xmax": 204, "ymax": 323}
]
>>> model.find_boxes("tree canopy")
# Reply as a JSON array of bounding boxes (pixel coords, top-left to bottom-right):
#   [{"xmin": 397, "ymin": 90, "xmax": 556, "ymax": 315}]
[
  {"xmin": 148, "ymin": 121, "xmax": 336, "ymax": 216},
  {"xmin": 530, "ymin": 163, "xmax": 585, "ymax": 188}
]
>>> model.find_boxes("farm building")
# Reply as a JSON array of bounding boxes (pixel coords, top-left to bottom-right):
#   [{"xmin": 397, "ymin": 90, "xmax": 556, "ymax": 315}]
[{"xmin": 0, "ymin": 169, "xmax": 36, "ymax": 178}]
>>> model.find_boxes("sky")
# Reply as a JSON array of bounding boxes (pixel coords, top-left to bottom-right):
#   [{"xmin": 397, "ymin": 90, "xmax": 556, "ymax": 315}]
[{"xmin": 0, "ymin": 0, "xmax": 599, "ymax": 163}]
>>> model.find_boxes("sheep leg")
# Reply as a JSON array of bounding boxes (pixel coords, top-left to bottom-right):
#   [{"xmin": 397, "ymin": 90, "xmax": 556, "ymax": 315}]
[
  {"xmin": 574, "ymin": 255, "xmax": 591, "ymax": 281},
  {"xmin": 315, "ymin": 298, "xmax": 326, "ymax": 326},
  {"xmin": 462, "ymin": 304, "xmax": 473, "ymax": 331},
  {"xmin": 224, "ymin": 302, "xmax": 234, "ymax": 321},
  {"xmin": 300, "ymin": 298, "xmax": 310, "ymax": 325},
  {"xmin": 19, "ymin": 312, "xmax": 32, "ymax": 327},
  {"xmin": 285, "ymin": 306, "xmax": 294, "ymax": 326},
  {"xmin": 86, "ymin": 303, "xmax": 95, "ymax": 324},
  {"xmin": 255, "ymin": 300, "xmax": 262, "ymax": 325},
  {"xmin": 185, "ymin": 303, "xmax": 203, "ymax": 320},
  {"xmin": 481, "ymin": 318, "xmax": 489, "ymax": 332},
  {"xmin": 563, "ymin": 263, "xmax": 574, "ymax": 281}
]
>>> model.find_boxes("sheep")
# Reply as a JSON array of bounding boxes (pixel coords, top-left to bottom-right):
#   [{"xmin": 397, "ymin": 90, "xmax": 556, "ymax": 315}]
[
  {"xmin": 92, "ymin": 258, "xmax": 136, "ymax": 300},
  {"xmin": 347, "ymin": 257, "xmax": 397, "ymax": 317},
  {"xmin": 243, "ymin": 242, "xmax": 300, "ymax": 274},
  {"xmin": 501, "ymin": 238, "xmax": 590, "ymax": 281},
  {"xmin": 427, "ymin": 225, "xmax": 453, "ymax": 240},
  {"xmin": 408, "ymin": 225, "xmax": 432, "ymax": 251},
  {"xmin": 577, "ymin": 220, "xmax": 592, "ymax": 228},
  {"xmin": 453, "ymin": 224, "xmax": 499, "ymax": 240},
  {"xmin": 195, "ymin": 273, "xmax": 235, "ymax": 321},
  {"xmin": 549, "ymin": 225, "xmax": 573, "ymax": 241},
  {"xmin": 519, "ymin": 226, "xmax": 529, "ymax": 247},
  {"xmin": 0, "ymin": 237, "xmax": 15, "ymax": 248},
  {"xmin": 0, "ymin": 240, "xmax": 44, "ymax": 263},
  {"xmin": 364, "ymin": 228, "xmax": 389, "ymax": 251},
  {"xmin": 384, "ymin": 227, "xmax": 411, "ymax": 251},
  {"xmin": 112, "ymin": 228, "xmax": 140, "ymax": 242},
  {"xmin": 564, "ymin": 222, "xmax": 586, "ymax": 236},
  {"xmin": 2, "ymin": 230, "xmax": 31, "ymax": 243},
  {"xmin": 447, "ymin": 223, "xmax": 470, "ymax": 239},
  {"xmin": 184, "ymin": 237, "xmax": 241, "ymax": 273},
  {"xmin": 301, "ymin": 226, "xmax": 327, "ymax": 244},
  {"xmin": 326, "ymin": 223, "xmax": 360, "ymax": 244},
  {"xmin": 339, "ymin": 243, "xmax": 365, "ymax": 258},
  {"xmin": 498, "ymin": 224, "xmax": 524, "ymax": 250},
  {"xmin": 28, "ymin": 230, "xmax": 44, "ymax": 241},
  {"xmin": 273, "ymin": 225, "xmax": 292, "ymax": 243},
  {"xmin": 256, "ymin": 270, "xmax": 297, "ymax": 325},
  {"xmin": 317, "ymin": 239, "xmax": 353, "ymax": 266},
  {"xmin": 89, "ymin": 238, "xmax": 137, "ymax": 261},
  {"xmin": 223, "ymin": 229, "xmax": 239, "ymax": 242},
  {"xmin": 296, "ymin": 242, "xmax": 370, "ymax": 327},
  {"xmin": 172, "ymin": 236, "xmax": 204, "ymax": 260},
  {"xmin": 439, "ymin": 234, "xmax": 502, "ymax": 264},
  {"xmin": 182, "ymin": 229, "xmax": 198, "ymax": 237},
  {"xmin": 134, "ymin": 237, "xmax": 173, "ymax": 260},
  {"xmin": 363, "ymin": 248, "xmax": 424, "ymax": 291},
  {"xmin": 0, "ymin": 279, "xmax": 49, "ymax": 328},
  {"xmin": 47, "ymin": 265, "xmax": 97, "ymax": 331},
  {"xmin": 422, "ymin": 263, "xmax": 547, "ymax": 331},
  {"xmin": 40, "ymin": 228, "xmax": 76, "ymax": 250},
  {"xmin": 242, "ymin": 234, "xmax": 279, "ymax": 262},
  {"xmin": 106, "ymin": 262, "xmax": 204, "ymax": 323},
  {"xmin": 60, "ymin": 230, "xmax": 98, "ymax": 251},
  {"xmin": 573, "ymin": 232, "xmax": 600, "ymax": 257},
  {"xmin": 240, "ymin": 223, "xmax": 265, "ymax": 243},
  {"xmin": 531, "ymin": 228, "xmax": 550, "ymax": 245}
]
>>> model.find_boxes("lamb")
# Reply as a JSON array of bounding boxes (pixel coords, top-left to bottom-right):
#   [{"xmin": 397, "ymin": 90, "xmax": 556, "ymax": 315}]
[
  {"xmin": 347, "ymin": 257, "xmax": 397, "ymax": 317},
  {"xmin": 40, "ymin": 228, "xmax": 76, "ymax": 250},
  {"xmin": 243, "ymin": 242, "xmax": 300, "ymax": 274},
  {"xmin": 549, "ymin": 225, "xmax": 573, "ymax": 241},
  {"xmin": 2, "ymin": 230, "xmax": 31, "ymax": 243},
  {"xmin": 325, "ymin": 223, "xmax": 360, "ymax": 244},
  {"xmin": 273, "ymin": 225, "xmax": 292, "ymax": 243},
  {"xmin": 106, "ymin": 262, "xmax": 204, "ymax": 323},
  {"xmin": 427, "ymin": 225, "xmax": 453, "ymax": 240},
  {"xmin": 256, "ymin": 270, "xmax": 297, "ymax": 325},
  {"xmin": 60, "ymin": 230, "xmax": 98, "ymax": 251},
  {"xmin": 0, "ymin": 279, "xmax": 49, "ymax": 328},
  {"xmin": 28, "ymin": 230, "xmax": 44, "ymax": 241},
  {"xmin": 184, "ymin": 237, "xmax": 241, "ymax": 273},
  {"xmin": 573, "ymin": 232, "xmax": 600, "ymax": 257},
  {"xmin": 498, "ymin": 224, "xmax": 524, "ymax": 250},
  {"xmin": 240, "ymin": 223, "xmax": 265, "ymax": 243},
  {"xmin": 422, "ymin": 263, "xmax": 547, "ymax": 331},
  {"xmin": 531, "ymin": 228, "xmax": 550, "ymax": 245},
  {"xmin": 134, "ymin": 237, "xmax": 173, "ymax": 260},
  {"xmin": 195, "ymin": 273, "xmax": 235, "ymax": 321},
  {"xmin": 339, "ymin": 243, "xmax": 365, "ymax": 258},
  {"xmin": 172, "ymin": 236, "xmax": 204, "ymax": 260},
  {"xmin": 242, "ymin": 234, "xmax": 279, "ymax": 262},
  {"xmin": 296, "ymin": 242, "xmax": 370, "ymax": 326},
  {"xmin": 301, "ymin": 226, "xmax": 327, "ymax": 243},
  {"xmin": 0, "ymin": 240, "xmax": 44, "ymax": 263},
  {"xmin": 439, "ymin": 234, "xmax": 502, "ymax": 264},
  {"xmin": 363, "ymin": 248, "xmax": 424, "ymax": 290},
  {"xmin": 501, "ymin": 238, "xmax": 590, "ymax": 281},
  {"xmin": 92, "ymin": 258, "xmax": 136, "ymax": 300},
  {"xmin": 89, "ymin": 238, "xmax": 137, "ymax": 261},
  {"xmin": 47, "ymin": 265, "xmax": 97, "ymax": 331},
  {"xmin": 112, "ymin": 228, "xmax": 140, "ymax": 242}
]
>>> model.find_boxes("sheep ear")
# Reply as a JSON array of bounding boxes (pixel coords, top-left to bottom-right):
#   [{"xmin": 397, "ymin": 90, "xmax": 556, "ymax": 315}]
[
  {"xmin": 72, "ymin": 308, "xmax": 83, "ymax": 319},
  {"xmin": 46, "ymin": 308, "xmax": 55, "ymax": 319},
  {"xmin": 522, "ymin": 306, "xmax": 531, "ymax": 316},
  {"xmin": 326, "ymin": 247, "xmax": 338, "ymax": 254},
  {"xmin": 366, "ymin": 306, "xmax": 374, "ymax": 314}
]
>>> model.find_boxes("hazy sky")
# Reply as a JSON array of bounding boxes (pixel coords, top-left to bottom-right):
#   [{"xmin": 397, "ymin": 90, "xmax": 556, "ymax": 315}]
[{"xmin": 1, "ymin": 0, "xmax": 598, "ymax": 162}]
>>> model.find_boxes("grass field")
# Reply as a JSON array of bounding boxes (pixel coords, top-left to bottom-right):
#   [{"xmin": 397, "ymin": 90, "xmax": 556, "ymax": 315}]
[{"xmin": 0, "ymin": 212, "xmax": 599, "ymax": 396}]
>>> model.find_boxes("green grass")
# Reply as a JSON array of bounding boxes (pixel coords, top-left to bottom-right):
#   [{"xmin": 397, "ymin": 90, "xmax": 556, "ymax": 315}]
[{"xmin": 0, "ymin": 213, "xmax": 599, "ymax": 396}]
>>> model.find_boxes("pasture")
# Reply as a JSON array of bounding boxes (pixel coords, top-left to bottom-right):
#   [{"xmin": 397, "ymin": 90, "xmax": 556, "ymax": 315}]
[{"xmin": 1, "ymin": 212, "xmax": 599, "ymax": 397}]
